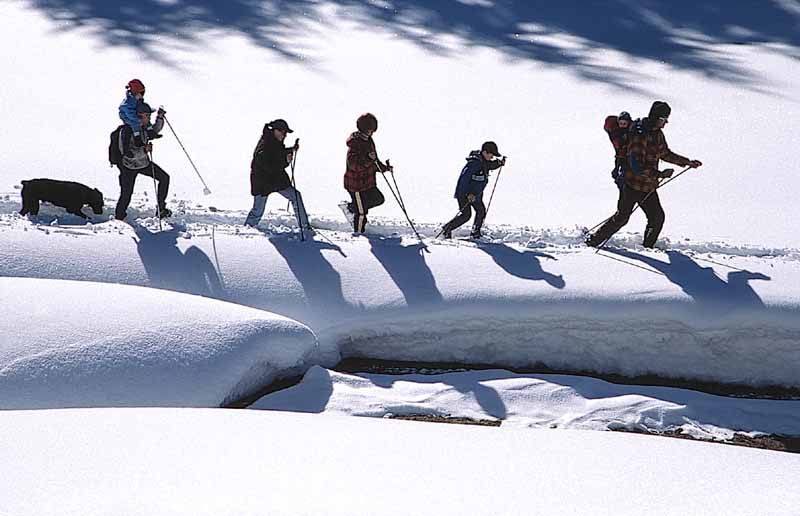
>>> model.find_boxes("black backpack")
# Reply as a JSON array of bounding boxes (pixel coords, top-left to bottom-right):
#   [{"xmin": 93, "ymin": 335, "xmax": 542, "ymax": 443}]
[{"xmin": 108, "ymin": 125, "xmax": 125, "ymax": 166}]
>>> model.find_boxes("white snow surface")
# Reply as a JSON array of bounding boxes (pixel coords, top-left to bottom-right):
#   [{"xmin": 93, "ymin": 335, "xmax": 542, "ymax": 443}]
[
  {"xmin": 2, "ymin": 212, "xmax": 799, "ymax": 389},
  {"xmin": 254, "ymin": 366, "xmax": 800, "ymax": 441},
  {"xmin": 1, "ymin": 408, "xmax": 798, "ymax": 516},
  {"xmin": 0, "ymin": 277, "xmax": 317, "ymax": 409}
]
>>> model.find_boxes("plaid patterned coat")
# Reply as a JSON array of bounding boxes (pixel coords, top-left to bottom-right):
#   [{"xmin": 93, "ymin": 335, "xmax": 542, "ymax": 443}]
[
  {"xmin": 344, "ymin": 131, "xmax": 387, "ymax": 193},
  {"xmin": 625, "ymin": 118, "xmax": 691, "ymax": 192}
]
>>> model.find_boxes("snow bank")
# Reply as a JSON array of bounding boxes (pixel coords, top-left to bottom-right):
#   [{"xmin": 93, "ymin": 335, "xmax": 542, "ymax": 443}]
[
  {"xmin": 0, "ymin": 277, "xmax": 317, "ymax": 409},
  {"xmin": 2, "ymin": 217, "xmax": 799, "ymax": 389},
  {"xmin": 254, "ymin": 366, "xmax": 800, "ymax": 440},
  {"xmin": 1, "ymin": 408, "xmax": 798, "ymax": 516}
]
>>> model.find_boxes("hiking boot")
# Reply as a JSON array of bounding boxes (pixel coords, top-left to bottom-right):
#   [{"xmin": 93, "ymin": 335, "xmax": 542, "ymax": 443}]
[
  {"xmin": 470, "ymin": 229, "xmax": 482, "ymax": 240},
  {"xmin": 158, "ymin": 207, "xmax": 172, "ymax": 219},
  {"xmin": 584, "ymin": 233, "xmax": 601, "ymax": 248}
]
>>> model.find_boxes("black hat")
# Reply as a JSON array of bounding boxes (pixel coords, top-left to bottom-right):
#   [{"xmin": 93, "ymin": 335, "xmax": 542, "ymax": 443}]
[
  {"xmin": 648, "ymin": 101, "xmax": 671, "ymax": 120},
  {"xmin": 481, "ymin": 141, "xmax": 500, "ymax": 156},
  {"xmin": 136, "ymin": 101, "xmax": 154, "ymax": 114},
  {"xmin": 268, "ymin": 119, "xmax": 294, "ymax": 133},
  {"xmin": 618, "ymin": 111, "xmax": 632, "ymax": 122}
]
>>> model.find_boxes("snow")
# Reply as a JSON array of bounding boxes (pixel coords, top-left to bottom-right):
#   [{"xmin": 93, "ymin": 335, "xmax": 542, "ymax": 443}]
[
  {"xmin": 1, "ymin": 2, "xmax": 799, "ymax": 247},
  {"xmin": 1, "ymin": 408, "xmax": 799, "ymax": 516},
  {"xmin": 0, "ymin": 277, "xmax": 317, "ymax": 409},
  {"xmin": 2, "ymin": 216, "xmax": 799, "ymax": 390},
  {"xmin": 254, "ymin": 366, "xmax": 800, "ymax": 441}
]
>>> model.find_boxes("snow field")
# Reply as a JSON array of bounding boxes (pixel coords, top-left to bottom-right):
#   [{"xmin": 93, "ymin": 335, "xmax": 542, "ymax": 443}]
[
  {"xmin": 1, "ymin": 408, "xmax": 799, "ymax": 516},
  {"xmin": 0, "ymin": 277, "xmax": 317, "ymax": 409},
  {"xmin": 2, "ymin": 213, "xmax": 799, "ymax": 393}
]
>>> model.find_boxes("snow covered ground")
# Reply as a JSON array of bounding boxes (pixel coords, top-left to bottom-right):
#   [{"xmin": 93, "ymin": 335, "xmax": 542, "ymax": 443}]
[
  {"xmin": 2, "ymin": 207, "xmax": 798, "ymax": 391},
  {"xmin": 254, "ymin": 366, "xmax": 800, "ymax": 442},
  {"xmin": 0, "ymin": 276, "xmax": 317, "ymax": 408},
  {"xmin": 2, "ymin": 408, "xmax": 799, "ymax": 516}
]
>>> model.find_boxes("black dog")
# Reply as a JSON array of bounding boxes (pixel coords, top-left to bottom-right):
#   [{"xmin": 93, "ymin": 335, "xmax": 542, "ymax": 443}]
[{"xmin": 19, "ymin": 179, "xmax": 104, "ymax": 220}]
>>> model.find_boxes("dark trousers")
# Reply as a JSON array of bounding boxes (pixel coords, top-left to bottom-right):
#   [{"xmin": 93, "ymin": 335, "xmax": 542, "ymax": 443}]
[
  {"xmin": 590, "ymin": 184, "xmax": 665, "ymax": 248},
  {"xmin": 349, "ymin": 187, "xmax": 385, "ymax": 233},
  {"xmin": 443, "ymin": 196, "xmax": 486, "ymax": 234},
  {"xmin": 116, "ymin": 163, "xmax": 170, "ymax": 220}
]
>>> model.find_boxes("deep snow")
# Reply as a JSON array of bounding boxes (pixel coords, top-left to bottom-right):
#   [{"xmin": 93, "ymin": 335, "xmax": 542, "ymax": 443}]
[
  {"xmin": 0, "ymin": 277, "xmax": 317, "ymax": 408},
  {"xmin": 1, "ymin": 408, "xmax": 799, "ymax": 516}
]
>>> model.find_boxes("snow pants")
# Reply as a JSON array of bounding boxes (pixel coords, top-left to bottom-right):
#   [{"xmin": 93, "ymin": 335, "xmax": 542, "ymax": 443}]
[
  {"xmin": 116, "ymin": 163, "xmax": 170, "ymax": 220},
  {"xmin": 589, "ymin": 184, "xmax": 665, "ymax": 248},
  {"xmin": 245, "ymin": 187, "xmax": 310, "ymax": 228},
  {"xmin": 443, "ymin": 196, "xmax": 486, "ymax": 235},
  {"xmin": 348, "ymin": 187, "xmax": 385, "ymax": 233}
]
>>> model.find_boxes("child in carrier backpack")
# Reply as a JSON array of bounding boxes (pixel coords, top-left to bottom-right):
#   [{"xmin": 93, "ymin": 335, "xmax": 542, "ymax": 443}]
[{"xmin": 119, "ymin": 79, "xmax": 146, "ymax": 136}]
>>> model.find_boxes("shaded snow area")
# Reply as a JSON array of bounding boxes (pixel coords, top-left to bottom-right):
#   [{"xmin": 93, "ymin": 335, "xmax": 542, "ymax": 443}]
[
  {"xmin": 2, "ymin": 210, "xmax": 798, "ymax": 390},
  {"xmin": 0, "ymin": 277, "xmax": 316, "ymax": 409},
  {"xmin": 1, "ymin": 408, "xmax": 799, "ymax": 516},
  {"xmin": 254, "ymin": 366, "xmax": 800, "ymax": 442}
]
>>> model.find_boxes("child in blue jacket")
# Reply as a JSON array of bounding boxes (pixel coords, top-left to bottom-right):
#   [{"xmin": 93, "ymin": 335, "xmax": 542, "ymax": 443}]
[
  {"xmin": 119, "ymin": 79, "xmax": 146, "ymax": 136},
  {"xmin": 440, "ymin": 141, "xmax": 506, "ymax": 239}
]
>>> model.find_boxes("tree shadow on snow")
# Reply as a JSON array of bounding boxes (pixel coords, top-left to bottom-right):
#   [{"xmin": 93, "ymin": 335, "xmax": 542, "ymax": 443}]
[
  {"xmin": 476, "ymin": 242, "xmax": 566, "ymax": 289},
  {"xmin": 608, "ymin": 248, "xmax": 770, "ymax": 313},
  {"xmin": 267, "ymin": 233, "xmax": 351, "ymax": 316},
  {"xmin": 367, "ymin": 235, "xmax": 444, "ymax": 307},
  {"xmin": 22, "ymin": 0, "xmax": 800, "ymax": 90},
  {"xmin": 133, "ymin": 224, "xmax": 224, "ymax": 298}
]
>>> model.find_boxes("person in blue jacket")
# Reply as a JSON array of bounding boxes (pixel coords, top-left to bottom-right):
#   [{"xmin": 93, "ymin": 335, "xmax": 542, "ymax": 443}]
[
  {"xmin": 440, "ymin": 141, "xmax": 506, "ymax": 239},
  {"xmin": 119, "ymin": 79, "xmax": 146, "ymax": 136}
]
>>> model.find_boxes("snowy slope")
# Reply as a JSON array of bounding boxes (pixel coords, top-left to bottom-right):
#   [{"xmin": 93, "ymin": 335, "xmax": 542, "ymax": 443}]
[
  {"xmin": 1, "ymin": 408, "xmax": 799, "ymax": 516},
  {"xmin": 2, "ymin": 215, "xmax": 798, "ymax": 388},
  {"xmin": 0, "ymin": 277, "xmax": 317, "ymax": 408},
  {"xmin": 253, "ymin": 366, "xmax": 800, "ymax": 441},
  {"xmin": 1, "ymin": 2, "xmax": 799, "ymax": 247}
]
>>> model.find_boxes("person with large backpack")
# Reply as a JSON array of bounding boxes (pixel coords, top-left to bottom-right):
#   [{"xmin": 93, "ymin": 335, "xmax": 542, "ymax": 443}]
[
  {"xmin": 439, "ymin": 141, "xmax": 506, "ymax": 240},
  {"xmin": 585, "ymin": 101, "xmax": 702, "ymax": 249},
  {"xmin": 113, "ymin": 101, "xmax": 172, "ymax": 221},
  {"xmin": 244, "ymin": 119, "xmax": 310, "ymax": 230},
  {"xmin": 339, "ymin": 113, "xmax": 392, "ymax": 234},
  {"xmin": 604, "ymin": 111, "xmax": 633, "ymax": 189}
]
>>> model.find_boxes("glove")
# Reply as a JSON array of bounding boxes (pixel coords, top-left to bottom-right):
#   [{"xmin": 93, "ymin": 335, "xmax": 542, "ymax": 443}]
[
  {"xmin": 660, "ymin": 168, "xmax": 674, "ymax": 178},
  {"xmin": 689, "ymin": 159, "xmax": 702, "ymax": 168},
  {"xmin": 157, "ymin": 106, "xmax": 166, "ymax": 116},
  {"xmin": 499, "ymin": 156, "xmax": 507, "ymax": 166}
]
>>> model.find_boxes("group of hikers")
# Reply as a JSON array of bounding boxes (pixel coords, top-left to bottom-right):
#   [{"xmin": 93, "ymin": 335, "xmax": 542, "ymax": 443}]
[{"xmin": 110, "ymin": 79, "xmax": 702, "ymax": 248}]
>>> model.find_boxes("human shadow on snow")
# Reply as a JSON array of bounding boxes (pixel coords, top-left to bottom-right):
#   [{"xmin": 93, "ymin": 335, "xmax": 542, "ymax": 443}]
[
  {"xmin": 23, "ymin": 1, "xmax": 800, "ymax": 89},
  {"xmin": 267, "ymin": 233, "xmax": 351, "ymax": 316},
  {"xmin": 133, "ymin": 224, "xmax": 225, "ymax": 298},
  {"xmin": 367, "ymin": 235, "xmax": 444, "ymax": 307},
  {"xmin": 475, "ymin": 242, "xmax": 566, "ymax": 289},
  {"xmin": 608, "ymin": 248, "xmax": 770, "ymax": 313}
]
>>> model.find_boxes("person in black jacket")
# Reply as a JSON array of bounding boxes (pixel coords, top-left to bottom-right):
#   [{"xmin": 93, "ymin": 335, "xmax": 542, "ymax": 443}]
[{"xmin": 244, "ymin": 119, "xmax": 310, "ymax": 229}]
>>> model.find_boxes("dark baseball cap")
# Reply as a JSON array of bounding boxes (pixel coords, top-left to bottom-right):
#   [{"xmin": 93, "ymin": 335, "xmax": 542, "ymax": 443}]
[
  {"xmin": 269, "ymin": 119, "xmax": 294, "ymax": 133},
  {"xmin": 481, "ymin": 141, "xmax": 500, "ymax": 156},
  {"xmin": 136, "ymin": 101, "xmax": 155, "ymax": 114}
]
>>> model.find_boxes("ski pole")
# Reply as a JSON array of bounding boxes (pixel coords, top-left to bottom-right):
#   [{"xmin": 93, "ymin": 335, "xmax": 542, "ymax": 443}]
[
  {"xmin": 289, "ymin": 138, "xmax": 304, "ymax": 241},
  {"xmin": 376, "ymin": 159, "xmax": 425, "ymax": 246},
  {"xmin": 148, "ymin": 149, "xmax": 162, "ymax": 231},
  {"xmin": 484, "ymin": 160, "xmax": 505, "ymax": 219},
  {"xmin": 596, "ymin": 165, "xmax": 692, "ymax": 251},
  {"xmin": 161, "ymin": 113, "xmax": 212, "ymax": 195}
]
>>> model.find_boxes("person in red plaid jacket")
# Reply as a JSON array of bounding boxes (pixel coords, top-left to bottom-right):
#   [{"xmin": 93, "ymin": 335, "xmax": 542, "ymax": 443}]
[
  {"xmin": 339, "ymin": 113, "xmax": 393, "ymax": 234},
  {"xmin": 604, "ymin": 111, "xmax": 632, "ymax": 188},
  {"xmin": 586, "ymin": 101, "xmax": 702, "ymax": 249}
]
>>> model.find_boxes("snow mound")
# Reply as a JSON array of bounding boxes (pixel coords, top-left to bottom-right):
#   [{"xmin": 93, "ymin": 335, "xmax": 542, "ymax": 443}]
[
  {"xmin": 2, "ymin": 215, "xmax": 800, "ymax": 389},
  {"xmin": 1, "ymin": 408, "xmax": 799, "ymax": 516},
  {"xmin": 0, "ymin": 277, "xmax": 318, "ymax": 409},
  {"xmin": 254, "ymin": 367, "xmax": 800, "ymax": 440}
]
